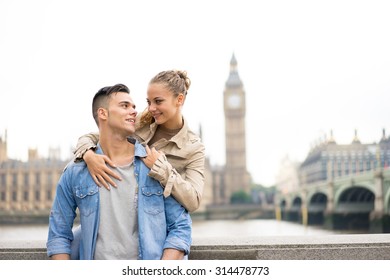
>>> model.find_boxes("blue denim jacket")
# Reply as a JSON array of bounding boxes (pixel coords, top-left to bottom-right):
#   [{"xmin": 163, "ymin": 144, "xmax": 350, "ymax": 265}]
[{"xmin": 46, "ymin": 141, "xmax": 192, "ymax": 260}]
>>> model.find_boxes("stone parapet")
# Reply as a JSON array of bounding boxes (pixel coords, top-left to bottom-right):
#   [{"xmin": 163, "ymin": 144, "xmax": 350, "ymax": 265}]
[
  {"xmin": 190, "ymin": 234, "xmax": 390, "ymax": 259},
  {"xmin": 1, "ymin": 234, "xmax": 390, "ymax": 260}
]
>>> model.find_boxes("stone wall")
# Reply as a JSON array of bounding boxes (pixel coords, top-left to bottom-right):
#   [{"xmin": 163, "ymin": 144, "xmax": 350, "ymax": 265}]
[{"xmin": 1, "ymin": 234, "xmax": 390, "ymax": 260}]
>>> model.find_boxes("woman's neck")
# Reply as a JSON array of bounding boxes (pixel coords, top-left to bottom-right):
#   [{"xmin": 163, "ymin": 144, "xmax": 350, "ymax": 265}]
[{"xmin": 160, "ymin": 114, "xmax": 183, "ymax": 130}]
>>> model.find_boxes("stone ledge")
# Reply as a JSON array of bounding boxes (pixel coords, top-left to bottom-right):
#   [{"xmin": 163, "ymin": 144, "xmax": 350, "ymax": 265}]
[
  {"xmin": 190, "ymin": 234, "xmax": 390, "ymax": 259},
  {"xmin": 1, "ymin": 234, "xmax": 390, "ymax": 260}
]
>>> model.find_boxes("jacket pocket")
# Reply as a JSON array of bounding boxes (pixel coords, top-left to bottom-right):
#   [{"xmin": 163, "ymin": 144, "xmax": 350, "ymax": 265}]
[
  {"xmin": 141, "ymin": 186, "xmax": 164, "ymax": 215},
  {"xmin": 75, "ymin": 184, "xmax": 99, "ymax": 217}
]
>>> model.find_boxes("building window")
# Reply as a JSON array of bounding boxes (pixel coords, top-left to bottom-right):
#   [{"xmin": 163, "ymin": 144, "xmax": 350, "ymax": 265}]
[
  {"xmin": 352, "ymin": 161, "xmax": 356, "ymax": 174},
  {"xmin": 359, "ymin": 160, "xmax": 364, "ymax": 172},
  {"xmin": 47, "ymin": 172, "xmax": 53, "ymax": 186},
  {"xmin": 35, "ymin": 190, "xmax": 40, "ymax": 201},
  {"xmin": 24, "ymin": 173, "xmax": 29, "ymax": 186},
  {"xmin": 12, "ymin": 191, "xmax": 17, "ymax": 201},
  {"xmin": 1, "ymin": 174, "xmax": 6, "ymax": 186},
  {"xmin": 47, "ymin": 190, "xmax": 52, "ymax": 201},
  {"xmin": 24, "ymin": 191, "xmax": 29, "ymax": 201},
  {"xmin": 35, "ymin": 172, "xmax": 41, "ymax": 185},
  {"xmin": 344, "ymin": 161, "xmax": 349, "ymax": 175},
  {"xmin": 337, "ymin": 161, "xmax": 342, "ymax": 177},
  {"xmin": 1, "ymin": 191, "xmax": 5, "ymax": 201},
  {"xmin": 12, "ymin": 173, "xmax": 17, "ymax": 186}
]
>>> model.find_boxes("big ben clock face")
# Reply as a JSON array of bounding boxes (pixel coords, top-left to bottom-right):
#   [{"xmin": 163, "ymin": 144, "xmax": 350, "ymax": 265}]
[{"xmin": 228, "ymin": 92, "xmax": 241, "ymax": 109}]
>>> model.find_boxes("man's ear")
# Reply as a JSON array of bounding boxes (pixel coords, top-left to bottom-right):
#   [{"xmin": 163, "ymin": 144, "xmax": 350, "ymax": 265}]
[{"xmin": 98, "ymin": 107, "xmax": 108, "ymax": 121}]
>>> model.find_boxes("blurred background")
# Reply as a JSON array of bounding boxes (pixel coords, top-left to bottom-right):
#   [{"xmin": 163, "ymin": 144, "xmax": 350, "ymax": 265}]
[{"xmin": 1, "ymin": 0, "xmax": 390, "ymax": 241}]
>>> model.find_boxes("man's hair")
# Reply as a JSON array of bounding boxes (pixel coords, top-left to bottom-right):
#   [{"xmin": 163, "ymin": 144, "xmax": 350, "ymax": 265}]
[{"xmin": 92, "ymin": 83, "xmax": 130, "ymax": 125}]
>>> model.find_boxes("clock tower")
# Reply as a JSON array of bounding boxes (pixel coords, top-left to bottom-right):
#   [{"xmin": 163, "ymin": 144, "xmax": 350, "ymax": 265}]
[{"xmin": 223, "ymin": 54, "xmax": 251, "ymax": 203}]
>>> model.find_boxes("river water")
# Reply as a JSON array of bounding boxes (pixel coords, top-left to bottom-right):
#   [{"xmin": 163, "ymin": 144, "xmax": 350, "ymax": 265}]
[{"xmin": 0, "ymin": 219, "xmax": 351, "ymax": 242}]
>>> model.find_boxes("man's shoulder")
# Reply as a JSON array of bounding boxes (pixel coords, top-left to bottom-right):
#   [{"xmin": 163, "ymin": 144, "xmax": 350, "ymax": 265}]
[
  {"xmin": 60, "ymin": 160, "xmax": 95, "ymax": 191},
  {"xmin": 63, "ymin": 159, "xmax": 88, "ymax": 176}
]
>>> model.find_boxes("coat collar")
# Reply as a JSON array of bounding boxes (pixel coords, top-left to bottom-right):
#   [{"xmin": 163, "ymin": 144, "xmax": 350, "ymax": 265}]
[{"xmin": 136, "ymin": 117, "xmax": 190, "ymax": 149}]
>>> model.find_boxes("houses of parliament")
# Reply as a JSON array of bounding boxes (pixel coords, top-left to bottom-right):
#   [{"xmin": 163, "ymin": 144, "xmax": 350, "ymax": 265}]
[{"xmin": 0, "ymin": 54, "xmax": 252, "ymax": 219}]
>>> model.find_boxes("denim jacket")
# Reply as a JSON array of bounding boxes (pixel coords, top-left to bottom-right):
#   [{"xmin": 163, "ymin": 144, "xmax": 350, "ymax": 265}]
[{"xmin": 46, "ymin": 141, "xmax": 192, "ymax": 260}]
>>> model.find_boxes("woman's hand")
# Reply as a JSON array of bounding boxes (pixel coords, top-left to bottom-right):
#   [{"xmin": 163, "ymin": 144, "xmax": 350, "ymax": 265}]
[
  {"xmin": 84, "ymin": 149, "xmax": 121, "ymax": 190},
  {"xmin": 142, "ymin": 146, "xmax": 164, "ymax": 169}
]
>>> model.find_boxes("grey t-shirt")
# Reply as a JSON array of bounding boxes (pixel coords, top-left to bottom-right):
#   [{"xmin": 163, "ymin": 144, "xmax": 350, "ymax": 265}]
[{"xmin": 94, "ymin": 163, "xmax": 139, "ymax": 260}]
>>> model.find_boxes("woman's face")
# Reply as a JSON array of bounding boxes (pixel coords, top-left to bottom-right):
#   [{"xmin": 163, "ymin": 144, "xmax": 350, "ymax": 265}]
[{"xmin": 146, "ymin": 83, "xmax": 183, "ymax": 129}]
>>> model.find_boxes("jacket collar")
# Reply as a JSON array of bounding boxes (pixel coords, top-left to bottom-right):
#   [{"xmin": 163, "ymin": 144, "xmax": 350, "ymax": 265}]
[{"xmin": 96, "ymin": 138, "xmax": 147, "ymax": 158}]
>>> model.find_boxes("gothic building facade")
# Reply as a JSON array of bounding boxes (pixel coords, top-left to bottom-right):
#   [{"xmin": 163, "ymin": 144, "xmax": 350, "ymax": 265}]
[
  {"xmin": 0, "ymin": 131, "xmax": 67, "ymax": 217},
  {"xmin": 299, "ymin": 129, "xmax": 390, "ymax": 186},
  {"xmin": 276, "ymin": 129, "xmax": 390, "ymax": 197}
]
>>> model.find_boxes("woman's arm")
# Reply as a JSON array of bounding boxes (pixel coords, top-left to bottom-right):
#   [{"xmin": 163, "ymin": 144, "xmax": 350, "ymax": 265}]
[
  {"xmin": 74, "ymin": 132, "xmax": 121, "ymax": 189},
  {"xmin": 145, "ymin": 144, "xmax": 205, "ymax": 213},
  {"xmin": 73, "ymin": 132, "xmax": 100, "ymax": 160}
]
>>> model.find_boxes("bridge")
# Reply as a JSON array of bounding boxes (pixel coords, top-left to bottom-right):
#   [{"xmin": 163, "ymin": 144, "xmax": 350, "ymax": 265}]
[
  {"xmin": 275, "ymin": 168, "xmax": 390, "ymax": 232},
  {"xmin": 193, "ymin": 204, "xmax": 275, "ymax": 220}
]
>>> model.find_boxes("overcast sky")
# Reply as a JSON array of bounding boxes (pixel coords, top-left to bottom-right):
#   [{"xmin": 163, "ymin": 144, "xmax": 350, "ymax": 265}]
[{"xmin": 1, "ymin": 0, "xmax": 390, "ymax": 186}]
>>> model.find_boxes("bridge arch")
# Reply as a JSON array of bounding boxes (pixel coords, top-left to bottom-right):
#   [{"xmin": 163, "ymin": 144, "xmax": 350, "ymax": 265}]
[
  {"xmin": 306, "ymin": 192, "xmax": 328, "ymax": 225},
  {"xmin": 307, "ymin": 192, "xmax": 327, "ymax": 211},
  {"xmin": 332, "ymin": 186, "xmax": 375, "ymax": 230},
  {"xmin": 334, "ymin": 183, "xmax": 375, "ymax": 205},
  {"xmin": 282, "ymin": 196, "xmax": 303, "ymax": 222},
  {"xmin": 335, "ymin": 186, "xmax": 375, "ymax": 213},
  {"xmin": 291, "ymin": 196, "xmax": 302, "ymax": 210}
]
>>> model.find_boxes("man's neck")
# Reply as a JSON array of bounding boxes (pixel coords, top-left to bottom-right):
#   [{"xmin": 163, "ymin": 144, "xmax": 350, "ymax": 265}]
[{"xmin": 99, "ymin": 132, "xmax": 134, "ymax": 166}]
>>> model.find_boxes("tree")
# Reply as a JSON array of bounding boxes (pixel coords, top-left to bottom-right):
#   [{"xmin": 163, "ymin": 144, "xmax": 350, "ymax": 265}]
[{"xmin": 230, "ymin": 190, "xmax": 252, "ymax": 204}]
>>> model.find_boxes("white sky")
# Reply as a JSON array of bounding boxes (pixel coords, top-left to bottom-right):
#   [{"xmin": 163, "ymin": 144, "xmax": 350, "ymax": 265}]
[{"xmin": 1, "ymin": 0, "xmax": 390, "ymax": 186}]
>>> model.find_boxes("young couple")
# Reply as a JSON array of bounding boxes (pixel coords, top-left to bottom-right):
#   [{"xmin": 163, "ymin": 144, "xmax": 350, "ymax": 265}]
[{"xmin": 46, "ymin": 70, "xmax": 205, "ymax": 260}]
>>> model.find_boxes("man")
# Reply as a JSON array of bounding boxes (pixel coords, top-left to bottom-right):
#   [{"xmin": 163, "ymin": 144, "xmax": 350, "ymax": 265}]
[{"xmin": 46, "ymin": 84, "xmax": 191, "ymax": 260}]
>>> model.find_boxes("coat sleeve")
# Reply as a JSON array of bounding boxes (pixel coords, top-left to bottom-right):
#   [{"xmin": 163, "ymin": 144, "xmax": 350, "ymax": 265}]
[
  {"xmin": 148, "ymin": 142, "xmax": 205, "ymax": 213},
  {"xmin": 73, "ymin": 132, "xmax": 100, "ymax": 160}
]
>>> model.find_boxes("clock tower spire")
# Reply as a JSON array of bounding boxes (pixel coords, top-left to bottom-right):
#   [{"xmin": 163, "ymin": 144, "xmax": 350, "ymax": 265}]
[{"xmin": 223, "ymin": 53, "xmax": 251, "ymax": 203}]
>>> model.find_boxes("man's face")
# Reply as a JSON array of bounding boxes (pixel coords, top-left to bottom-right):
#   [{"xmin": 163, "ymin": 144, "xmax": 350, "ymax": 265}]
[{"xmin": 106, "ymin": 92, "xmax": 137, "ymax": 136}]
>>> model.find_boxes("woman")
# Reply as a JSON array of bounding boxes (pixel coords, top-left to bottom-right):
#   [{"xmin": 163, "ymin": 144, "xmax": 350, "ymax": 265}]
[{"xmin": 74, "ymin": 70, "xmax": 205, "ymax": 212}]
